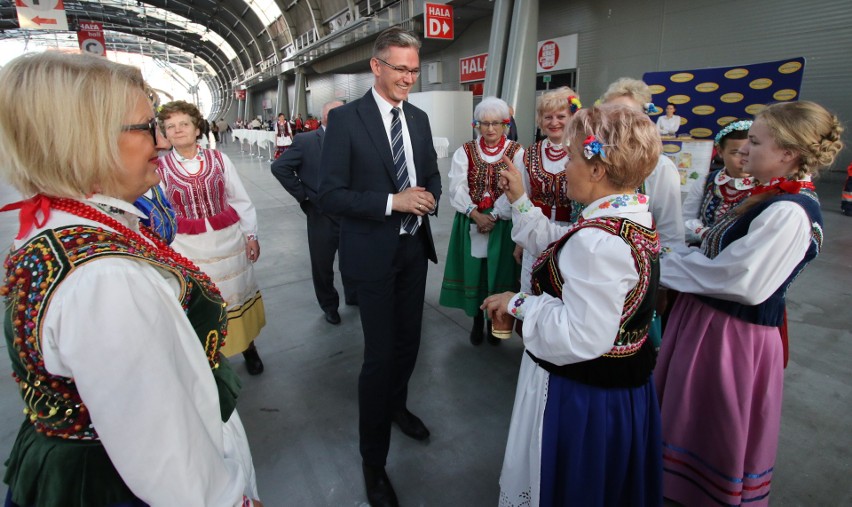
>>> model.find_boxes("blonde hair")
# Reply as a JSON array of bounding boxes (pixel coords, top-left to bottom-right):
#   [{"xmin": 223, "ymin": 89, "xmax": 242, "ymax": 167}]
[
  {"xmin": 0, "ymin": 52, "xmax": 146, "ymax": 198},
  {"xmin": 757, "ymin": 101, "xmax": 844, "ymax": 180},
  {"xmin": 565, "ymin": 104, "xmax": 661, "ymax": 189},
  {"xmin": 535, "ymin": 86, "xmax": 579, "ymax": 129},
  {"xmin": 601, "ymin": 77, "xmax": 652, "ymax": 106}
]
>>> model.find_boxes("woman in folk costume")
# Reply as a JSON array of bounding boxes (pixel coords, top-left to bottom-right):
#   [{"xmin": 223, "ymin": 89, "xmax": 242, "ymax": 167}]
[
  {"xmin": 516, "ymin": 87, "xmax": 583, "ymax": 294},
  {"xmin": 274, "ymin": 113, "xmax": 293, "ymax": 159},
  {"xmin": 483, "ymin": 103, "xmax": 663, "ymax": 506},
  {"xmin": 158, "ymin": 100, "xmax": 267, "ymax": 375},
  {"xmin": 655, "ymin": 101, "xmax": 843, "ymax": 506},
  {"xmin": 0, "ymin": 52, "xmax": 261, "ymax": 507},
  {"xmin": 439, "ymin": 96, "xmax": 524, "ymax": 346},
  {"xmin": 682, "ymin": 120, "xmax": 755, "ymax": 245}
]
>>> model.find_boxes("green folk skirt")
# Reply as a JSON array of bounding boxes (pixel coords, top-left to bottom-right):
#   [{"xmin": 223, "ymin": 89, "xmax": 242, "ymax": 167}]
[{"xmin": 439, "ymin": 211, "xmax": 520, "ymax": 317}]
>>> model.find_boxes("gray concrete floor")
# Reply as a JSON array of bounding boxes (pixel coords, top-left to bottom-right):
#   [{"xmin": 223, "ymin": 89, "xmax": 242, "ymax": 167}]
[{"xmin": 0, "ymin": 144, "xmax": 849, "ymax": 506}]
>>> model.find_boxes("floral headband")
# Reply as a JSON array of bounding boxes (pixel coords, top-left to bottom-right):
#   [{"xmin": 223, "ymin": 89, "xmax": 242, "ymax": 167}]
[
  {"xmin": 644, "ymin": 103, "xmax": 660, "ymax": 114},
  {"xmin": 568, "ymin": 95, "xmax": 582, "ymax": 113},
  {"xmin": 583, "ymin": 135, "xmax": 610, "ymax": 159},
  {"xmin": 714, "ymin": 120, "xmax": 753, "ymax": 145}
]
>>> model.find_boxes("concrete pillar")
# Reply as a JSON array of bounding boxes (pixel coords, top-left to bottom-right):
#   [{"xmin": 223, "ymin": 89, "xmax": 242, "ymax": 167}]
[
  {"xmin": 293, "ymin": 69, "xmax": 308, "ymax": 118},
  {"xmin": 501, "ymin": 0, "xmax": 539, "ymax": 146},
  {"xmin": 482, "ymin": 0, "xmax": 514, "ymax": 98},
  {"xmin": 276, "ymin": 74, "xmax": 290, "ymax": 118}
]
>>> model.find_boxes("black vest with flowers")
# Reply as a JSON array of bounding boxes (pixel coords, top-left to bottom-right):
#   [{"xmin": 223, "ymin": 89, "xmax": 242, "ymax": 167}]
[{"xmin": 527, "ymin": 216, "xmax": 660, "ymax": 388}]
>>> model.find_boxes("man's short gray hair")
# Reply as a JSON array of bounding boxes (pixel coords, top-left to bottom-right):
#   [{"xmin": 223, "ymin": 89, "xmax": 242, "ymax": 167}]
[{"xmin": 373, "ymin": 27, "xmax": 421, "ymax": 59}]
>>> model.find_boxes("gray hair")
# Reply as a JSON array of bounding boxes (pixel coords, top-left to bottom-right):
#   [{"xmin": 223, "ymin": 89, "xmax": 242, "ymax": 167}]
[
  {"xmin": 474, "ymin": 96, "xmax": 510, "ymax": 122},
  {"xmin": 373, "ymin": 27, "xmax": 421, "ymax": 59}
]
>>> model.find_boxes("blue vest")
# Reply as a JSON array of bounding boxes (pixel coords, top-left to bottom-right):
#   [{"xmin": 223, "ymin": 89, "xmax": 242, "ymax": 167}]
[{"xmin": 698, "ymin": 191, "xmax": 823, "ymax": 326}]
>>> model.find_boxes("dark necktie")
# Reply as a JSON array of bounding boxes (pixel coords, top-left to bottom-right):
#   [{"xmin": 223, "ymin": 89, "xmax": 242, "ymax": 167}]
[{"xmin": 391, "ymin": 107, "xmax": 418, "ymax": 235}]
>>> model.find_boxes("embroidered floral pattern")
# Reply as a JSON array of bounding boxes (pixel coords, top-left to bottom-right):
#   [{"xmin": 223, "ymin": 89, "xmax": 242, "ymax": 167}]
[
  {"xmin": 515, "ymin": 198, "xmax": 533, "ymax": 214},
  {"xmin": 596, "ymin": 194, "xmax": 648, "ymax": 210},
  {"xmin": 510, "ymin": 292, "xmax": 529, "ymax": 319}
]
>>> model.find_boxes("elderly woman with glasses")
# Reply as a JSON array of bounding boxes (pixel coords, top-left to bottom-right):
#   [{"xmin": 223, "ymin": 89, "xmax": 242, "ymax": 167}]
[
  {"xmin": 439, "ymin": 96, "xmax": 524, "ymax": 346},
  {"xmin": 0, "ymin": 52, "xmax": 261, "ymax": 507},
  {"xmin": 157, "ymin": 100, "xmax": 267, "ymax": 376}
]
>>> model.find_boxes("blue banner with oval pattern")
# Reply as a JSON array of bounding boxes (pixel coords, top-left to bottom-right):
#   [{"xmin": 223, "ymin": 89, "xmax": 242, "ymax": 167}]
[{"xmin": 643, "ymin": 57, "xmax": 805, "ymax": 140}]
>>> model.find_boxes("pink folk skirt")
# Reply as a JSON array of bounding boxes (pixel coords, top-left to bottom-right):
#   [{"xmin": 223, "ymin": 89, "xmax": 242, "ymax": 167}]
[{"xmin": 655, "ymin": 293, "xmax": 784, "ymax": 507}]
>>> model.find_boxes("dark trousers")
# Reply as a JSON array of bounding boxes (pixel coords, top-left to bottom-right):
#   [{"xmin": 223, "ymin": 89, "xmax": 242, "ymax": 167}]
[
  {"xmin": 356, "ymin": 231, "xmax": 429, "ymax": 466},
  {"xmin": 304, "ymin": 201, "xmax": 353, "ymax": 310}
]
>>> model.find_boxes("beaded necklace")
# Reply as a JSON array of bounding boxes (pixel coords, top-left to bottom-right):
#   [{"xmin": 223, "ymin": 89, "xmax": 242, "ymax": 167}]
[
  {"xmin": 49, "ymin": 197, "xmax": 220, "ymax": 298},
  {"xmin": 543, "ymin": 140, "xmax": 567, "ymax": 162},
  {"xmin": 479, "ymin": 135, "xmax": 506, "ymax": 157}
]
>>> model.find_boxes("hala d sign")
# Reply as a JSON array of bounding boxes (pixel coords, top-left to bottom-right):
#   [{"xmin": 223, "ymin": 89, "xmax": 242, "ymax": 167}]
[{"xmin": 424, "ymin": 2, "xmax": 453, "ymax": 40}]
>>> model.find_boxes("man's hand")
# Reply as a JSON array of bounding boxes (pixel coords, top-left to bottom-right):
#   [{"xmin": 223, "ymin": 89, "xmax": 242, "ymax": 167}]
[{"xmin": 392, "ymin": 186, "xmax": 436, "ymax": 216}]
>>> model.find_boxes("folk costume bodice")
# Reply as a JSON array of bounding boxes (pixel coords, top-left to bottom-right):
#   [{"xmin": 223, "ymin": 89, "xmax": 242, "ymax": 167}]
[
  {"xmin": 463, "ymin": 139, "xmax": 522, "ymax": 211},
  {"xmin": 698, "ymin": 190, "xmax": 822, "ymax": 327},
  {"xmin": 699, "ymin": 168, "xmax": 755, "ymax": 229},
  {"xmin": 3, "ymin": 218, "xmax": 239, "ymax": 440},
  {"xmin": 527, "ymin": 216, "xmax": 660, "ymax": 388},
  {"xmin": 524, "ymin": 139, "xmax": 580, "ymax": 223},
  {"xmin": 158, "ymin": 148, "xmax": 240, "ymax": 234}
]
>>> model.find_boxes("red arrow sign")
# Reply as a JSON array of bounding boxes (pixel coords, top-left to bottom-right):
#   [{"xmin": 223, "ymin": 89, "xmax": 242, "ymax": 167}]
[{"xmin": 32, "ymin": 16, "xmax": 58, "ymax": 25}]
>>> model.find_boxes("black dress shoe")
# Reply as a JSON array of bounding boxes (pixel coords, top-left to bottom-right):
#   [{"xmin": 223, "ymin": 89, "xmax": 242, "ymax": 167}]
[
  {"xmin": 345, "ymin": 296, "xmax": 359, "ymax": 306},
  {"xmin": 242, "ymin": 344, "xmax": 264, "ymax": 375},
  {"xmin": 324, "ymin": 309, "xmax": 341, "ymax": 325},
  {"xmin": 362, "ymin": 463, "xmax": 399, "ymax": 507},
  {"xmin": 392, "ymin": 408, "xmax": 430, "ymax": 441}
]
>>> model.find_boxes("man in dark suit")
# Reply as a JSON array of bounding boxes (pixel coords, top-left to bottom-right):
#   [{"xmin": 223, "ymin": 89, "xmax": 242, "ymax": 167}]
[
  {"xmin": 319, "ymin": 27, "xmax": 441, "ymax": 507},
  {"xmin": 271, "ymin": 100, "xmax": 353, "ymax": 325}
]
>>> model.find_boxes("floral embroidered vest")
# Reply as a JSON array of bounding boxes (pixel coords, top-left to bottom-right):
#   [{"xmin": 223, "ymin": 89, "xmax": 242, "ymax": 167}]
[
  {"xmin": 3, "ymin": 225, "xmax": 239, "ymax": 439},
  {"xmin": 524, "ymin": 140, "xmax": 581, "ymax": 222},
  {"xmin": 527, "ymin": 216, "xmax": 660, "ymax": 388},
  {"xmin": 158, "ymin": 148, "xmax": 240, "ymax": 234},
  {"xmin": 463, "ymin": 140, "xmax": 521, "ymax": 210}
]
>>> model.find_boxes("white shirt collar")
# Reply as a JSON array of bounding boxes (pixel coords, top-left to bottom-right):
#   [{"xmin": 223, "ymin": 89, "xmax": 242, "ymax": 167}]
[
  {"xmin": 581, "ymin": 193, "xmax": 650, "ymax": 220},
  {"xmin": 86, "ymin": 193, "xmax": 148, "ymax": 219},
  {"xmin": 371, "ymin": 87, "xmax": 402, "ymax": 117}
]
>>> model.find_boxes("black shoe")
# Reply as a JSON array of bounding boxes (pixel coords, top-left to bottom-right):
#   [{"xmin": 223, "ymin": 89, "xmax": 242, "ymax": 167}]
[
  {"xmin": 392, "ymin": 408, "xmax": 430, "ymax": 441},
  {"xmin": 486, "ymin": 321, "xmax": 501, "ymax": 346},
  {"xmin": 345, "ymin": 296, "xmax": 359, "ymax": 306},
  {"xmin": 324, "ymin": 309, "xmax": 341, "ymax": 325},
  {"xmin": 469, "ymin": 314, "xmax": 485, "ymax": 346},
  {"xmin": 242, "ymin": 345, "xmax": 264, "ymax": 375},
  {"xmin": 362, "ymin": 463, "xmax": 399, "ymax": 507}
]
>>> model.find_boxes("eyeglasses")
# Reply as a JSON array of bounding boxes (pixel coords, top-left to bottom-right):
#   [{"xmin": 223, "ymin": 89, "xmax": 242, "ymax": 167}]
[
  {"xmin": 121, "ymin": 117, "xmax": 158, "ymax": 145},
  {"xmin": 375, "ymin": 57, "xmax": 421, "ymax": 78},
  {"xmin": 163, "ymin": 120, "xmax": 195, "ymax": 132},
  {"xmin": 478, "ymin": 121, "xmax": 506, "ymax": 129}
]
